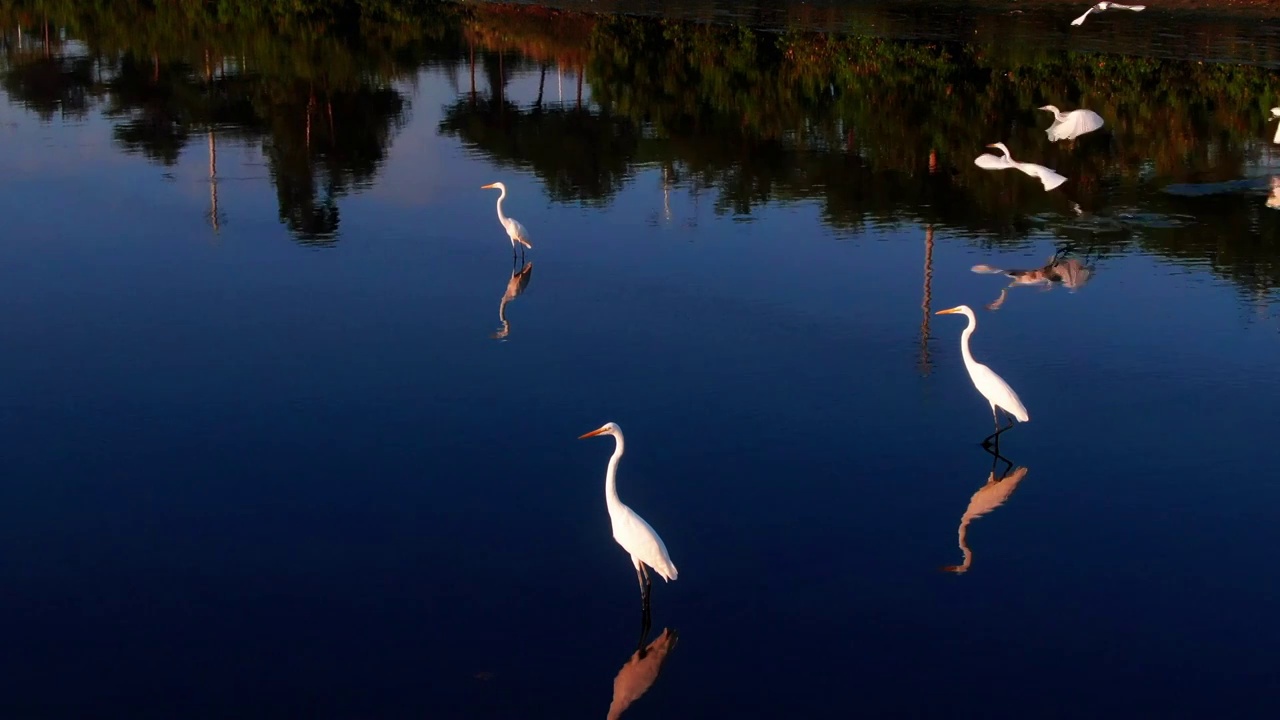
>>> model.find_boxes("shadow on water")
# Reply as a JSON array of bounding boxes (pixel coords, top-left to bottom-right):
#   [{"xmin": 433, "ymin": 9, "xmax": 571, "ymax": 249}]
[{"xmin": 2, "ymin": 0, "xmax": 1280, "ymax": 292}]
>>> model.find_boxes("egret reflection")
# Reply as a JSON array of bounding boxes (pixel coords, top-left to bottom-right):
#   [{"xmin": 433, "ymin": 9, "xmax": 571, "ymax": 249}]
[
  {"xmin": 607, "ymin": 628, "xmax": 679, "ymax": 720},
  {"xmin": 1268, "ymin": 176, "xmax": 1280, "ymax": 210},
  {"xmin": 942, "ymin": 449, "xmax": 1029, "ymax": 575},
  {"xmin": 492, "ymin": 261, "xmax": 533, "ymax": 341},
  {"xmin": 972, "ymin": 249, "xmax": 1095, "ymax": 310}
]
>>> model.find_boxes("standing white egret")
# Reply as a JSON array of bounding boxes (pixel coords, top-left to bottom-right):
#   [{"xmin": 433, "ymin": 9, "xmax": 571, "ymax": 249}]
[
  {"xmin": 1040, "ymin": 105, "xmax": 1105, "ymax": 141},
  {"xmin": 974, "ymin": 143, "xmax": 1068, "ymax": 191},
  {"xmin": 580, "ymin": 422, "xmax": 678, "ymax": 651},
  {"xmin": 1268, "ymin": 107, "xmax": 1280, "ymax": 144},
  {"xmin": 935, "ymin": 305, "xmax": 1030, "ymax": 446},
  {"xmin": 480, "ymin": 181, "xmax": 533, "ymax": 257},
  {"xmin": 1071, "ymin": 2, "xmax": 1146, "ymax": 26}
]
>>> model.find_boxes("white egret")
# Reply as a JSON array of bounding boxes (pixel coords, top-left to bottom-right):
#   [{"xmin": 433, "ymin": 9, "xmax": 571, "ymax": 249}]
[
  {"xmin": 935, "ymin": 305, "xmax": 1030, "ymax": 446},
  {"xmin": 1040, "ymin": 105, "xmax": 1105, "ymax": 141},
  {"xmin": 480, "ymin": 181, "xmax": 533, "ymax": 257},
  {"xmin": 580, "ymin": 422, "xmax": 678, "ymax": 650},
  {"xmin": 975, "ymin": 143, "xmax": 1068, "ymax": 191},
  {"xmin": 1268, "ymin": 107, "xmax": 1280, "ymax": 144},
  {"xmin": 1071, "ymin": 2, "xmax": 1146, "ymax": 26}
]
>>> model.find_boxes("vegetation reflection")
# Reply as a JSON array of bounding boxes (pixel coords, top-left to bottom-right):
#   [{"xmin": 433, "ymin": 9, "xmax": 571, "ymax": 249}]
[{"xmin": 2, "ymin": 1, "xmax": 1279, "ymax": 292}]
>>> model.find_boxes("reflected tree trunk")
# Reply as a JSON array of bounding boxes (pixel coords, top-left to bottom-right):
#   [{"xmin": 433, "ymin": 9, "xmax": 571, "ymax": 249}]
[
  {"xmin": 208, "ymin": 130, "xmax": 220, "ymax": 233},
  {"xmin": 919, "ymin": 223, "xmax": 934, "ymax": 376}
]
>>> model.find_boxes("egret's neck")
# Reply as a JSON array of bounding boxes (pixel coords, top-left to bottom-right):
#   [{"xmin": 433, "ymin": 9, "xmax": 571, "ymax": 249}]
[
  {"xmin": 605, "ymin": 433, "xmax": 625, "ymax": 510},
  {"xmin": 960, "ymin": 313, "xmax": 978, "ymax": 367},
  {"xmin": 494, "ymin": 187, "xmax": 508, "ymax": 224},
  {"xmin": 1050, "ymin": 107, "xmax": 1067, "ymax": 122}
]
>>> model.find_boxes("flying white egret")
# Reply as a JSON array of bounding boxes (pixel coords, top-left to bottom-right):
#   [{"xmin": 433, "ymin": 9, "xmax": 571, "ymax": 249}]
[
  {"xmin": 480, "ymin": 181, "xmax": 533, "ymax": 257},
  {"xmin": 1071, "ymin": 2, "xmax": 1146, "ymax": 26},
  {"xmin": 975, "ymin": 143, "xmax": 1068, "ymax": 191},
  {"xmin": 579, "ymin": 422, "xmax": 678, "ymax": 651},
  {"xmin": 1268, "ymin": 107, "xmax": 1280, "ymax": 144},
  {"xmin": 935, "ymin": 305, "xmax": 1030, "ymax": 446},
  {"xmin": 1040, "ymin": 105, "xmax": 1105, "ymax": 141}
]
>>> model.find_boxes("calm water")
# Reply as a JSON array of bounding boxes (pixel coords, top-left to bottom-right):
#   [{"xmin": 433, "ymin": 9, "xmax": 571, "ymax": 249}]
[{"xmin": 2, "ymin": 2, "xmax": 1280, "ymax": 718}]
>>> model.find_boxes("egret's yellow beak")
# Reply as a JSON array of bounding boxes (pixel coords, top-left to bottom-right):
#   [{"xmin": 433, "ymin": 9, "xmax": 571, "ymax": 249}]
[
  {"xmin": 985, "ymin": 144, "xmax": 999, "ymax": 149},
  {"xmin": 579, "ymin": 426, "xmax": 610, "ymax": 439},
  {"xmin": 481, "ymin": 183, "xmax": 497, "ymax": 189},
  {"xmin": 936, "ymin": 307, "xmax": 962, "ymax": 315}
]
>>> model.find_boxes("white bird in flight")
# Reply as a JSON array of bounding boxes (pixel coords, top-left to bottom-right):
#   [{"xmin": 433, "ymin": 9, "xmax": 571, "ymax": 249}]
[
  {"xmin": 935, "ymin": 305, "xmax": 1030, "ymax": 448},
  {"xmin": 1071, "ymin": 2, "xmax": 1146, "ymax": 26},
  {"xmin": 974, "ymin": 143, "xmax": 1068, "ymax": 191},
  {"xmin": 580, "ymin": 422, "xmax": 678, "ymax": 651},
  {"xmin": 481, "ymin": 181, "xmax": 533, "ymax": 257},
  {"xmin": 1040, "ymin": 105, "xmax": 1105, "ymax": 142},
  {"xmin": 1268, "ymin": 107, "xmax": 1280, "ymax": 144}
]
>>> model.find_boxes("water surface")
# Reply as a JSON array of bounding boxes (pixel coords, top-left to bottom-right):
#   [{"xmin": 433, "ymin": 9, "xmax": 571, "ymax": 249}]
[{"xmin": 1, "ymin": 2, "xmax": 1279, "ymax": 718}]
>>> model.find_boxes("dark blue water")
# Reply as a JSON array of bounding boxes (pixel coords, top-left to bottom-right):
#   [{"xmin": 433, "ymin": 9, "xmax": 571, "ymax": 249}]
[{"xmin": 3, "ymin": 4, "xmax": 1280, "ymax": 718}]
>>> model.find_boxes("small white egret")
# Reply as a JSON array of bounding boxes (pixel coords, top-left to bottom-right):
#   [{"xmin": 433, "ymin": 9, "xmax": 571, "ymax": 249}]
[
  {"xmin": 1071, "ymin": 2, "xmax": 1146, "ymax": 26},
  {"xmin": 974, "ymin": 143, "xmax": 1068, "ymax": 191},
  {"xmin": 1040, "ymin": 105, "xmax": 1105, "ymax": 141},
  {"xmin": 936, "ymin": 305, "xmax": 1030, "ymax": 446},
  {"xmin": 480, "ymin": 181, "xmax": 533, "ymax": 257},
  {"xmin": 1268, "ymin": 107, "xmax": 1280, "ymax": 144},
  {"xmin": 580, "ymin": 422, "xmax": 678, "ymax": 650}
]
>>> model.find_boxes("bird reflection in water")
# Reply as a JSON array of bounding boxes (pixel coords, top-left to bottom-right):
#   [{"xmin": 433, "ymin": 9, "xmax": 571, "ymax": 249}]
[
  {"xmin": 1267, "ymin": 176, "xmax": 1280, "ymax": 210},
  {"xmin": 491, "ymin": 261, "xmax": 533, "ymax": 341},
  {"xmin": 942, "ymin": 448, "xmax": 1029, "ymax": 575},
  {"xmin": 971, "ymin": 246, "xmax": 1094, "ymax": 311},
  {"xmin": 606, "ymin": 628, "xmax": 679, "ymax": 720}
]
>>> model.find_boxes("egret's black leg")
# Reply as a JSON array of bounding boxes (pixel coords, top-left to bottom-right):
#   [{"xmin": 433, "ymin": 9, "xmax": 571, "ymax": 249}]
[{"xmin": 636, "ymin": 564, "xmax": 653, "ymax": 656}]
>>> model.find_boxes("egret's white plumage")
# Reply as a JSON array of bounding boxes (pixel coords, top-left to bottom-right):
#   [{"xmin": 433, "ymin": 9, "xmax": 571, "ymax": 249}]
[
  {"xmin": 1071, "ymin": 2, "xmax": 1145, "ymax": 26},
  {"xmin": 481, "ymin": 181, "xmax": 533, "ymax": 253},
  {"xmin": 1040, "ymin": 105, "xmax": 1105, "ymax": 141},
  {"xmin": 579, "ymin": 423, "xmax": 678, "ymax": 586},
  {"xmin": 936, "ymin": 305, "xmax": 1030, "ymax": 440},
  {"xmin": 1268, "ymin": 107, "xmax": 1280, "ymax": 144},
  {"xmin": 974, "ymin": 142, "xmax": 1068, "ymax": 191}
]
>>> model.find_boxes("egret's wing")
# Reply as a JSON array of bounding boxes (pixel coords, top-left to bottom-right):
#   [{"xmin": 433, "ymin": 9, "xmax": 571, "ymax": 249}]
[
  {"xmin": 613, "ymin": 505, "xmax": 678, "ymax": 581},
  {"xmin": 1113, "ymin": 3, "xmax": 1145, "ymax": 10},
  {"xmin": 1018, "ymin": 163, "xmax": 1068, "ymax": 190},
  {"xmin": 1046, "ymin": 121, "xmax": 1072, "ymax": 142},
  {"xmin": 1070, "ymin": 7, "xmax": 1094, "ymax": 25},
  {"xmin": 974, "ymin": 153, "xmax": 1008, "ymax": 169},
  {"xmin": 507, "ymin": 218, "xmax": 532, "ymax": 248},
  {"xmin": 967, "ymin": 362, "xmax": 1030, "ymax": 422},
  {"xmin": 971, "ymin": 264, "xmax": 1007, "ymax": 275},
  {"xmin": 1274, "ymin": 121, "xmax": 1280, "ymax": 144},
  {"xmin": 1074, "ymin": 110, "xmax": 1106, "ymax": 133}
]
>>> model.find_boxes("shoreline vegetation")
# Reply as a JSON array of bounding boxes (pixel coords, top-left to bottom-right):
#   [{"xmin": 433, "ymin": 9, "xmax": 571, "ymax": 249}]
[{"xmin": 1, "ymin": 0, "xmax": 1278, "ymax": 293}]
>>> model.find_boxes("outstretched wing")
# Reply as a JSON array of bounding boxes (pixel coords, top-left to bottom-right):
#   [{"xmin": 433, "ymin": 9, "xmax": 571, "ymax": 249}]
[
  {"xmin": 1070, "ymin": 7, "xmax": 1094, "ymax": 25},
  {"xmin": 1017, "ymin": 163, "xmax": 1068, "ymax": 191}
]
